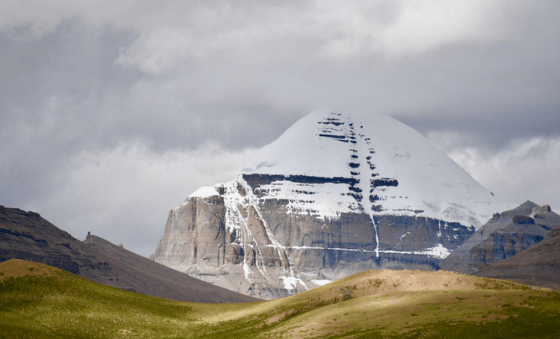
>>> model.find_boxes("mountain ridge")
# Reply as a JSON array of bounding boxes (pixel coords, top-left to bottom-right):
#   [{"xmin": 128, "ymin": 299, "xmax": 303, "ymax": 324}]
[{"xmin": 441, "ymin": 200, "xmax": 560, "ymax": 275}]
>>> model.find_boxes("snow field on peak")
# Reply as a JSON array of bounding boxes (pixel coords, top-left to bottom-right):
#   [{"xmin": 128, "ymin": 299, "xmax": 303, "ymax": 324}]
[
  {"xmin": 242, "ymin": 112, "xmax": 351, "ymax": 178},
  {"xmin": 241, "ymin": 110, "xmax": 514, "ymax": 229}
]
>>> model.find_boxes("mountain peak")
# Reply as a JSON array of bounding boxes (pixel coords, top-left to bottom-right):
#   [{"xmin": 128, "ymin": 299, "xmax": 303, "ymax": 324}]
[
  {"xmin": 237, "ymin": 111, "xmax": 512, "ymax": 229},
  {"xmin": 156, "ymin": 111, "xmax": 515, "ymax": 299}
]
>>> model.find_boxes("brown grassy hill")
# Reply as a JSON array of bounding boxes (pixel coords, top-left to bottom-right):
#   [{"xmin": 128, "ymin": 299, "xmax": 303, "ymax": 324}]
[
  {"xmin": 475, "ymin": 228, "xmax": 560, "ymax": 290},
  {"xmin": 2, "ymin": 259, "xmax": 560, "ymax": 338},
  {"xmin": 0, "ymin": 205, "xmax": 257, "ymax": 303}
]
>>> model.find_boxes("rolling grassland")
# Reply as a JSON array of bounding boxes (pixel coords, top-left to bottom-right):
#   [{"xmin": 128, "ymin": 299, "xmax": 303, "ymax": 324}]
[{"xmin": 1, "ymin": 259, "xmax": 559, "ymax": 338}]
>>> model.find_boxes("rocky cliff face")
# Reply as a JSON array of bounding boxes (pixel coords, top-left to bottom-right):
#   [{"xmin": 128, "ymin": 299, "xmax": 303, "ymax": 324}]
[
  {"xmin": 155, "ymin": 181, "xmax": 476, "ymax": 299},
  {"xmin": 154, "ymin": 111, "xmax": 512, "ymax": 299},
  {"xmin": 441, "ymin": 201, "xmax": 560, "ymax": 275}
]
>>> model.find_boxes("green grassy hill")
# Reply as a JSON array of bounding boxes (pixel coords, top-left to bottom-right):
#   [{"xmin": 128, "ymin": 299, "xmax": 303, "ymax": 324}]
[{"xmin": 1, "ymin": 259, "xmax": 559, "ymax": 338}]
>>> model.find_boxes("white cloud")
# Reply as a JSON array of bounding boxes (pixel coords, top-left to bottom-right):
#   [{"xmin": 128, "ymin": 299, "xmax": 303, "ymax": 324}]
[
  {"xmin": 25, "ymin": 141, "xmax": 255, "ymax": 257},
  {"xmin": 1, "ymin": 0, "xmax": 520, "ymax": 71},
  {"xmin": 113, "ymin": 0, "xmax": 520, "ymax": 73},
  {"xmin": 115, "ymin": 26, "xmax": 194, "ymax": 74},
  {"xmin": 0, "ymin": 1, "xmax": 161, "ymax": 36},
  {"xmin": 374, "ymin": 0, "xmax": 512, "ymax": 55},
  {"xmin": 428, "ymin": 132, "xmax": 560, "ymax": 212}
]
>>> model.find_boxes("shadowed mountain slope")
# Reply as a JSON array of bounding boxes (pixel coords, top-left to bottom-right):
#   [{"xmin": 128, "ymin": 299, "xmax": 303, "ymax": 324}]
[
  {"xmin": 475, "ymin": 227, "xmax": 560, "ymax": 290},
  {"xmin": 0, "ymin": 205, "xmax": 257, "ymax": 303},
  {"xmin": 441, "ymin": 201, "xmax": 560, "ymax": 275},
  {"xmin": 83, "ymin": 234, "xmax": 259, "ymax": 302}
]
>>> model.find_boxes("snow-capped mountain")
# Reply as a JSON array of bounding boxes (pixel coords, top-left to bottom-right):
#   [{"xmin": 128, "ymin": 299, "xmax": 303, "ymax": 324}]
[{"xmin": 154, "ymin": 111, "xmax": 514, "ymax": 299}]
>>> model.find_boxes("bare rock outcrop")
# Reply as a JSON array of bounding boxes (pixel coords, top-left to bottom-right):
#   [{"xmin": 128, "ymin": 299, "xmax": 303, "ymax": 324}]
[
  {"xmin": 154, "ymin": 183, "xmax": 475, "ymax": 300},
  {"xmin": 475, "ymin": 227, "xmax": 560, "ymax": 289},
  {"xmin": 441, "ymin": 201, "xmax": 560, "ymax": 275}
]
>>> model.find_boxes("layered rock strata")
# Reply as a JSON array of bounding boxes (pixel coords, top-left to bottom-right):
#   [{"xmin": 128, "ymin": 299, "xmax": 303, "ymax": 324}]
[
  {"xmin": 441, "ymin": 201, "xmax": 560, "ymax": 274},
  {"xmin": 155, "ymin": 111, "xmax": 512, "ymax": 299}
]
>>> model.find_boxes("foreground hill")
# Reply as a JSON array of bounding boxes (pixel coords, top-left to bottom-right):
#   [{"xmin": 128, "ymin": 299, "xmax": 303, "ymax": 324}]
[
  {"xmin": 475, "ymin": 227, "xmax": 560, "ymax": 289},
  {"xmin": 155, "ymin": 111, "xmax": 512, "ymax": 299},
  {"xmin": 1, "ymin": 259, "xmax": 559, "ymax": 338},
  {"xmin": 0, "ymin": 205, "xmax": 257, "ymax": 303}
]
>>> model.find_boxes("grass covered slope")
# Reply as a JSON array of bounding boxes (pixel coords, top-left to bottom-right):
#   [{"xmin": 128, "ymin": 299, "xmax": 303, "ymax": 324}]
[
  {"xmin": 2, "ymin": 259, "xmax": 560, "ymax": 338},
  {"xmin": 0, "ymin": 259, "xmax": 197, "ymax": 338}
]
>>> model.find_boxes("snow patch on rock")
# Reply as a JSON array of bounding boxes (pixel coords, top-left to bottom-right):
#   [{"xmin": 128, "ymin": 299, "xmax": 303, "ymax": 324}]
[
  {"xmin": 420, "ymin": 244, "xmax": 452, "ymax": 259},
  {"xmin": 189, "ymin": 186, "xmax": 219, "ymax": 198},
  {"xmin": 281, "ymin": 276, "xmax": 299, "ymax": 290}
]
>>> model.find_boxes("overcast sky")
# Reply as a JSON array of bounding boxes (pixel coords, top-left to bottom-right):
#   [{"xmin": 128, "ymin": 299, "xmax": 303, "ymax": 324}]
[{"xmin": 1, "ymin": 1, "xmax": 559, "ymax": 257}]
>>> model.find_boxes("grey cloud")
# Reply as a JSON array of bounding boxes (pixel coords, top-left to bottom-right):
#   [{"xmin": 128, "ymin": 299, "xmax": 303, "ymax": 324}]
[
  {"xmin": 0, "ymin": 21, "xmax": 139, "ymax": 206},
  {"xmin": 395, "ymin": 103, "xmax": 560, "ymax": 153},
  {"xmin": 430, "ymin": 135, "xmax": 560, "ymax": 213},
  {"xmin": 27, "ymin": 141, "xmax": 254, "ymax": 257}
]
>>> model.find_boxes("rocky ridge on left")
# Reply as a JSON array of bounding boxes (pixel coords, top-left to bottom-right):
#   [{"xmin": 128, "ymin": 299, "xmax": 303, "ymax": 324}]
[{"xmin": 0, "ymin": 205, "xmax": 258, "ymax": 303}]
